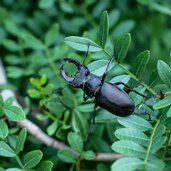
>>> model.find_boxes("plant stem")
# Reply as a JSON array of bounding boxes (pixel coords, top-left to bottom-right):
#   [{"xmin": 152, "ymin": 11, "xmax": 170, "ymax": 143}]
[
  {"xmin": 44, "ymin": 110, "xmax": 57, "ymax": 121},
  {"xmin": 15, "ymin": 155, "xmax": 24, "ymax": 169},
  {"xmin": 144, "ymin": 119, "xmax": 160, "ymax": 163},
  {"xmin": 76, "ymin": 159, "xmax": 81, "ymax": 171}
]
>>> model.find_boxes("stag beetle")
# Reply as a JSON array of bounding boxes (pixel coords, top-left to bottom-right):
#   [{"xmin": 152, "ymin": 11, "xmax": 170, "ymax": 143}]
[{"xmin": 60, "ymin": 56, "xmax": 146, "ymax": 123}]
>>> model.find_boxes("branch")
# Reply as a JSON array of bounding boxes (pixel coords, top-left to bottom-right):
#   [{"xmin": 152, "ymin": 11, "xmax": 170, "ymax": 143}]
[
  {"xmin": 18, "ymin": 119, "xmax": 67, "ymax": 149},
  {"xmin": 95, "ymin": 153, "xmax": 122, "ymax": 161},
  {"xmin": 0, "ymin": 59, "xmax": 122, "ymax": 161}
]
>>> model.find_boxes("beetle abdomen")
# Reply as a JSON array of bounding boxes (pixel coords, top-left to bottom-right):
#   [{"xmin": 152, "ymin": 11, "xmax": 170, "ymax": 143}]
[{"xmin": 96, "ymin": 82, "xmax": 134, "ymax": 116}]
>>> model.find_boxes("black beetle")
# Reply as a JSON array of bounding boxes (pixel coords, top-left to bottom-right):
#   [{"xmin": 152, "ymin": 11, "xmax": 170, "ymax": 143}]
[{"xmin": 60, "ymin": 57, "xmax": 146, "ymax": 123}]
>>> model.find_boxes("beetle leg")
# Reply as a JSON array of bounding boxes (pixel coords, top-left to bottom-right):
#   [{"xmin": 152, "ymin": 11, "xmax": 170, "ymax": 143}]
[
  {"xmin": 83, "ymin": 93, "xmax": 90, "ymax": 101},
  {"xmin": 115, "ymin": 82, "xmax": 147, "ymax": 98},
  {"xmin": 92, "ymin": 102, "xmax": 98, "ymax": 124}
]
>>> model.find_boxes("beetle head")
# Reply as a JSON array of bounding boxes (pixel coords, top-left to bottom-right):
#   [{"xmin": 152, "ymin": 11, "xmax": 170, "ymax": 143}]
[{"xmin": 60, "ymin": 58, "xmax": 90, "ymax": 88}]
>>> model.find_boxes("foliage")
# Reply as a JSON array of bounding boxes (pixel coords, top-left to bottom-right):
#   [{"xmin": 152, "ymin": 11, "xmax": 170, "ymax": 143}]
[{"xmin": 0, "ymin": 0, "xmax": 171, "ymax": 171}]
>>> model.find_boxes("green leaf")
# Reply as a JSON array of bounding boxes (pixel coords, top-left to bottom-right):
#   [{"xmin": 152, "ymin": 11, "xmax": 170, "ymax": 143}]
[
  {"xmin": 166, "ymin": 106, "xmax": 171, "ymax": 117},
  {"xmin": 145, "ymin": 158, "xmax": 165, "ymax": 171},
  {"xmin": 4, "ymin": 19, "xmax": 21, "ymax": 37},
  {"xmin": 22, "ymin": 33, "xmax": 44, "ymax": 49},
  {"xmin": 88, "ymin": 59, "xmax": 114, "ymax": 77},
  {"xmin": 110, "ymin": 75, "xmax": 131, "ymax": 89},
  {"xmin": 111, "ymin": 157, "xmax": 143, "ymax": 171},
  {"xmin": 45, "ymin": 97, "xmax": 65, "ymax": 114},
  {"xmin": 47, "ymin": 121, "xmax": 58, "ymax": 136},
  {"xmin": 0, "ymin": 96, "xmax": 3, "ymax": 105},
  {"xmin": 23, "ymin": 150, "xmax": 43, "ymax": 169},
  {"xmin": 4, "ymin": 97, "xmax": 14, "ymax": 107},
  {"xmin": 68, "ymin": 132, "xmax": 83, "ymax": 153},
  {"xmin": 45, "ymin": 23, "xmax": 59, "ymax": 46},
  {"xmin": 115, "ymin": 33, "xmax": 131, "ymax": 63},
  {"xmin": 37, "ymin": 161, "xmax": 53, "ymax": 171},
  {"xmin": 152, "ymin": 125, "xmax": 165, "ymax": 142},
  {"xmin": 99, "ymin": 10, "xmax": 109, "ymax": 49},
  {"xmin": 0, "ymin": 83, "xmax": 15, "ymax": 92},
  {"xmin": 60, "ymin": 89, "xmax": 75, "ymax": 108},
  {"xmin": 132, "ymin": 50, "xmax": 150, "ymax": 77},
  {"xmin": 111, "ymin": 140, "xmax": 146, "ymax": 156},
  {"xmin": 15, "ymin": 128, "xmax": 27, "ymax": 154},
  {"xmin": 81, "ymin": 150, "xmax": 95, "ymax": 160},
  {"xmin": 7, "ymin": 66, "xmax": 24, "ymax": 79},
  {"xmin": 151, "ymin": 3, "xmax": 171, "ymax": 16},
  {"xmin": 118, "ymin": 115, "xmax": 152, "ymax": 131},
  {"xmin": 36, "ymin": 114, "xmax": 48, "ymax": 121},
  {"xmin": 151, "ymin": 136, "xmax": 165, "ymax": 154},
  {"xmin": 2, "ymin": 39, "xmax": 19, "ymax": 52},
  {"xmin": 149, "ymin": 69, "xmax": 160, "ymax": 86},
  {"xmin": 57, "ymin": 148, "xmax": 77, "ymax": 163},
  {"xmin": 28, "ymin": 89, "xmax": 41, "ymax": 99},
  {"xmin": 109, "ymin": 9, "xmax": 120, "ymax": 28},
  {"xmin": 129, "ymin": 86, "xmax": 146, "ymax": 106},
  {"xmin": 72, "ymin": 110, "xmax": 88, "ymax": 138},
  {"xmin": 5, "ymin": 55, "xmax": 22, "ymax": 65},
  {"xmin": 97, "ymin": 164, "xmax": 109, "ymax": 171},
  {"xmin": 0, "ymin": 120, "xmax": 9, "ymax": 139},
  {"xmin": 5, "ymin": 168, "xmax": 22, "ymax": 171},
  {"xmin": 150, "ymin": 125, "xmax": 165, "ymax": 153},
  {"xmin": 112, "ymin": 20, "xmax": 135, "ymax": 38},
  {"xmin": 30, "ymin": 78, "xmax": 40, "ymax": 87},
  {"xmin": 153, "ymin": 96, "xmax": 171, "ymax": 109},
  {"xmin": 43, "ymin": 84, "xmax": 54, "ymax": 94},
  {"xmin": 95, "ymin": 110, "xmax": 118, "ymax": 123},
  {"xmin": 157, "ymin": 60, "xmax": 171, "ymax": 88},
  {"xmin": 0, "ymin": 141, "xmax": 16, "ymax": 157},
  {"xmin": 90, "ymin": 136, "xmax": 111, "ymax": 152},
  {"xmin": 60, "ymin": 1, "xmax": 74, "ymax": 13},
  {"xmin": 3, "ymin": 106, "xmax": 26, "ymax": 121},
  {"xmin": 38, "ymin": 0, "xmax": 55, "ymax": 9},
  {"xmin": 40, "ymin": 75, "xmax": 47, "ymax": 85},
  {"xmin": 78, "ymin": 104, "xmax": 94, "ymax": 113},
  {"xmin": 115, "ymin": 128, "xmax": 149, "ymax": 145},
  {"xmin": 65, "ymin": 36, "xmax": 102, "ymax": 52}
]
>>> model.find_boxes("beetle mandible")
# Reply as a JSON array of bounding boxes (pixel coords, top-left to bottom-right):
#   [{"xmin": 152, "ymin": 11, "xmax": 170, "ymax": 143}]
[{"xmin": 60, "ymin": 54, "xmax": 146, "ymax": 123}]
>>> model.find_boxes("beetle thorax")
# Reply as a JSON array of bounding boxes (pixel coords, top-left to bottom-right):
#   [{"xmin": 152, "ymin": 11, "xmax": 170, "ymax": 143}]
[
  {"xmin": 69, "ymin": 65, "xmax": 90, "ymax": 88},
  {"xmin": 83, "ymin": 74, "xmax": 101, "ymax": 97}
]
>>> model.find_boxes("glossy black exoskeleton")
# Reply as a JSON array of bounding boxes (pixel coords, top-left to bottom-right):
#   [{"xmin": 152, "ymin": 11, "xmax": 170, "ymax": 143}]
[{"xmin": 60, "ymin": 57, "xmax": 146, "ymax": 123}]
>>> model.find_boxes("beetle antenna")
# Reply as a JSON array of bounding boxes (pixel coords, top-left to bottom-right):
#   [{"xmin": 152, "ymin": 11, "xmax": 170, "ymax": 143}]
[
  {"xmin": 82, "ymin": 44, "xmax": 90, "ymax": 65},
  {"xmin": 92, "ymin": 103, "xmax": 98, "ymax": 124},
  {"xmin": 101, "ymin": 52, "xmax": 115, "ymax": 84}
]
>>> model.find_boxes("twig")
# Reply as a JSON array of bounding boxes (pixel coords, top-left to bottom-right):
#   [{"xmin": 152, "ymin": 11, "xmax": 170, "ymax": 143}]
[
  {"xmin": 95, "ymin": 153, "xmax": 122, "ymax": 161},
  {"xmin": 0, "ymin": 59, "xmax": 122, "ymax": 161},
  {"xmin": 18, "ymin": 119, "xmax": 67, "ymax": 149}
]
